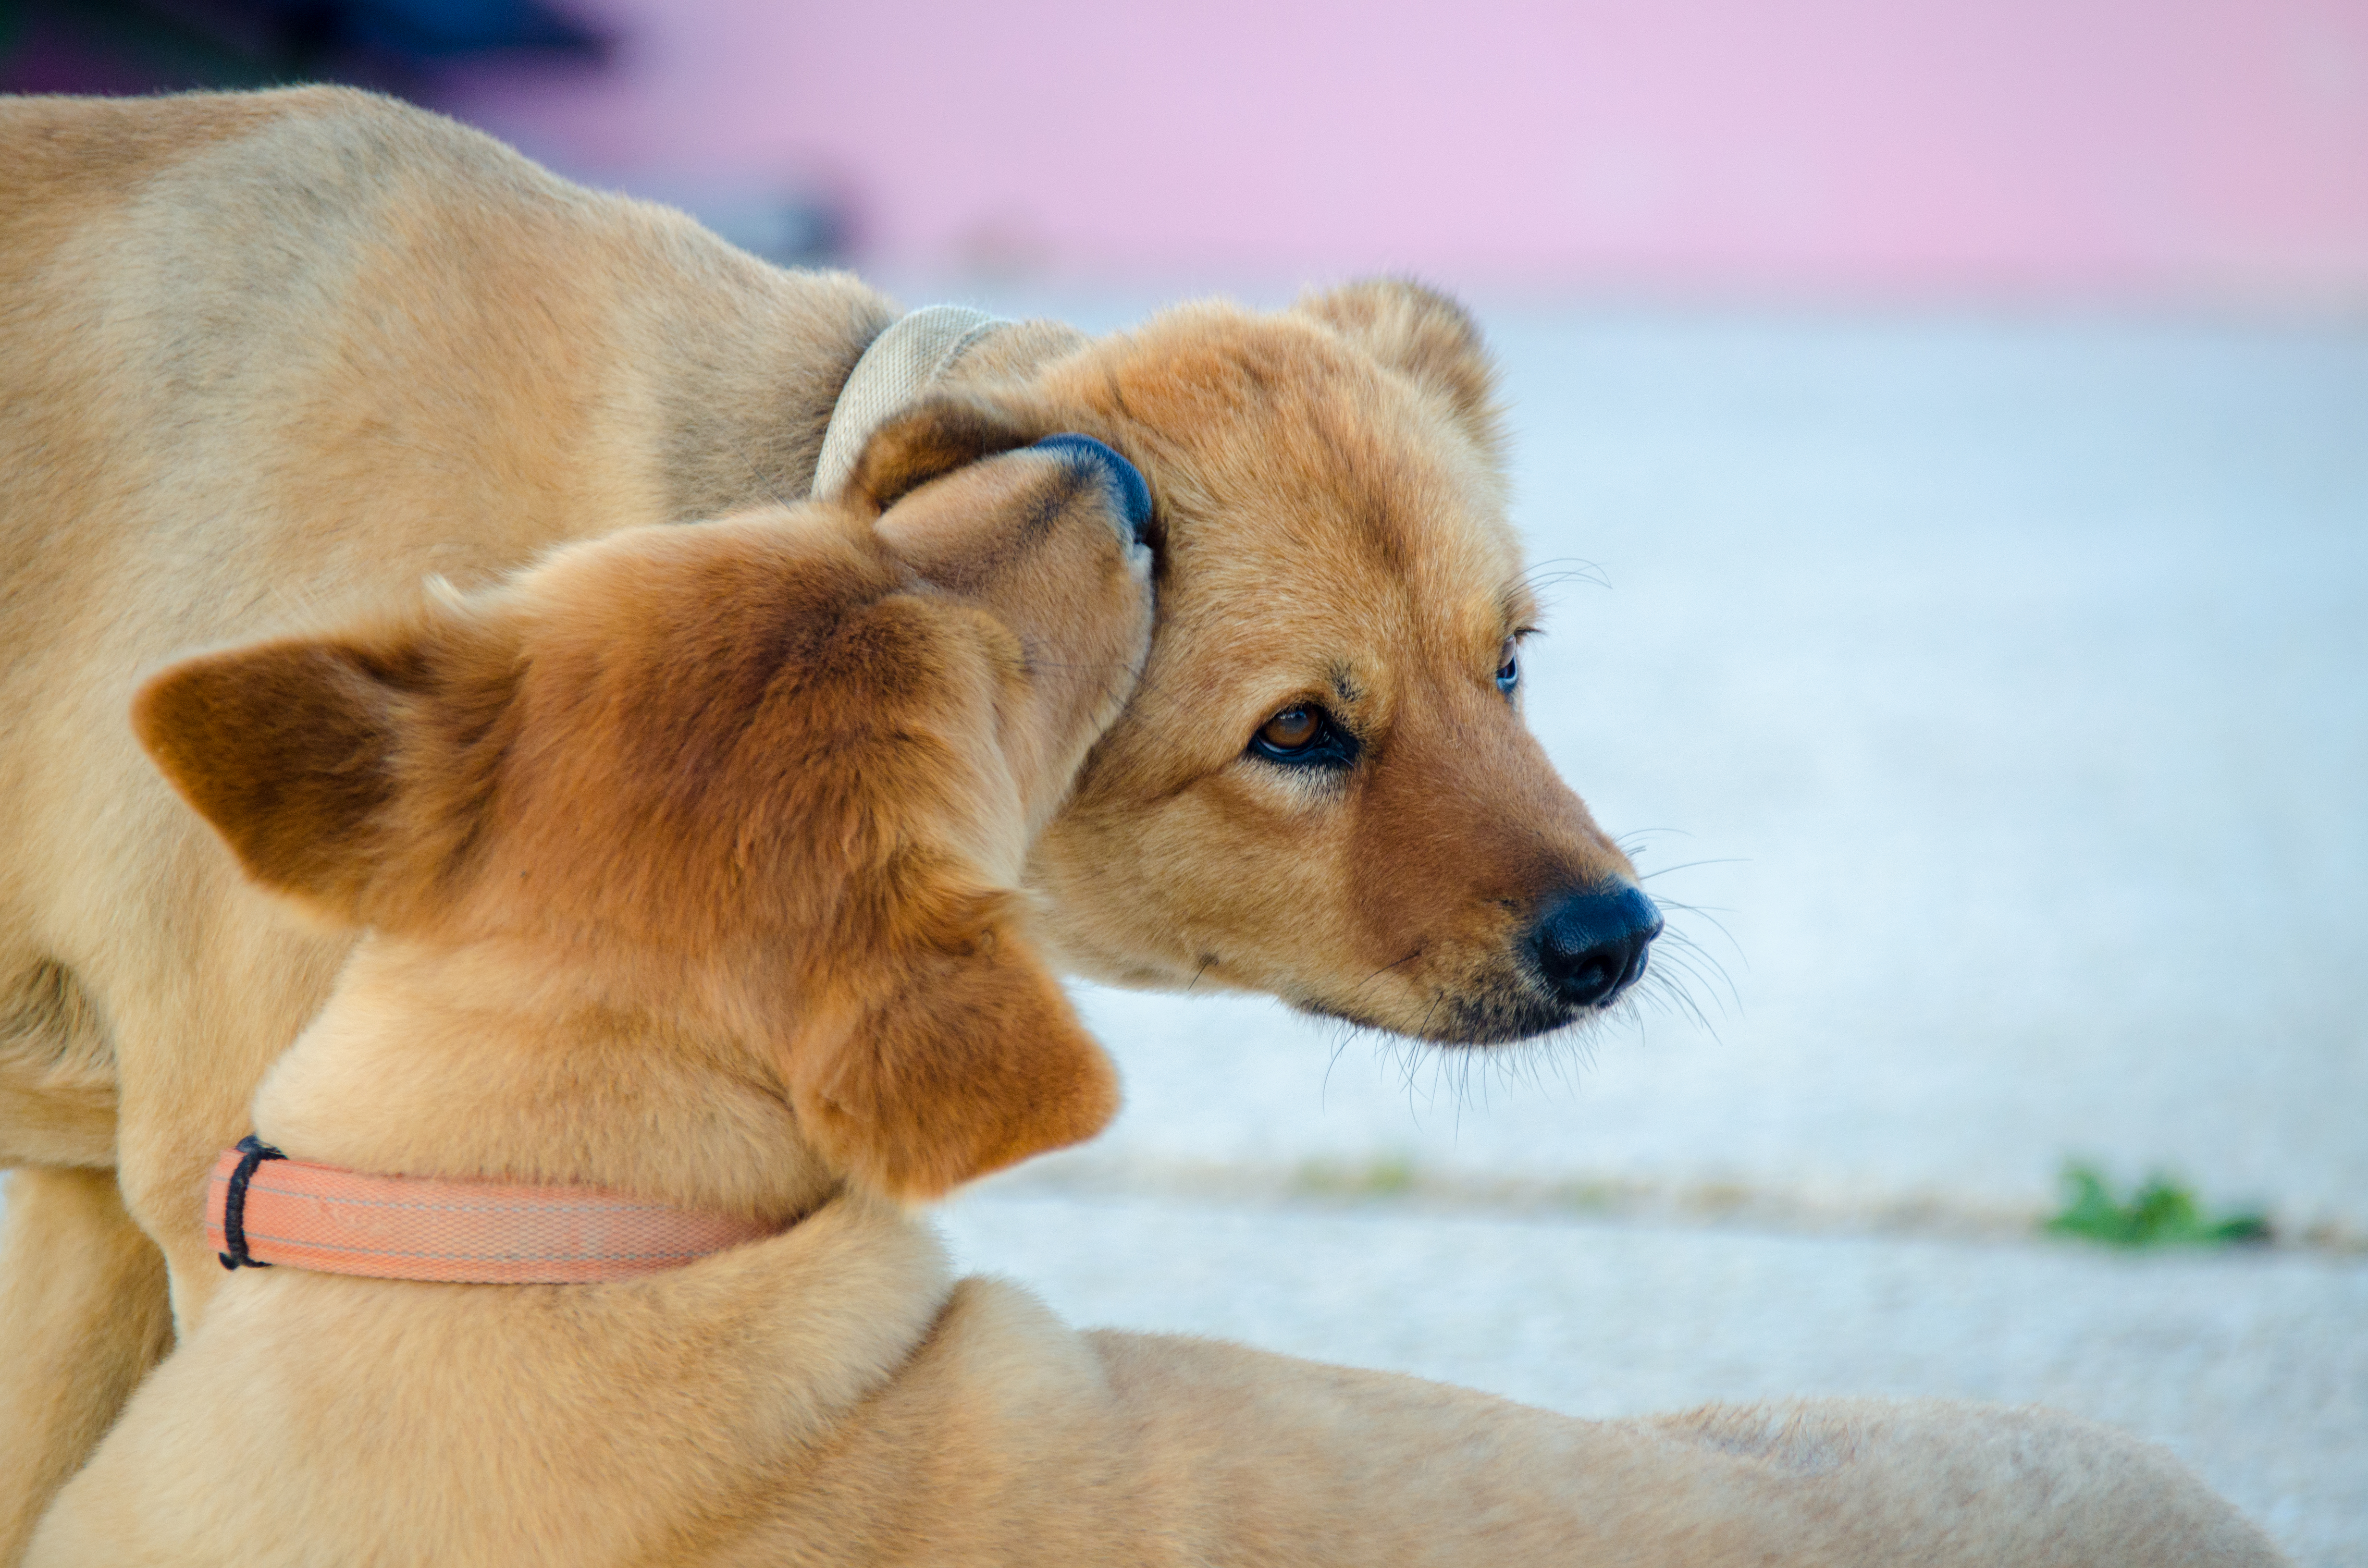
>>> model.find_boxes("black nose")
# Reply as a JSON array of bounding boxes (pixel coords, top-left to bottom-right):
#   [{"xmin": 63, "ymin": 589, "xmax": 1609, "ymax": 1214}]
[{"xmin": 1532, "ymin": 885, "xmax": 1662, "ymax": 1009}]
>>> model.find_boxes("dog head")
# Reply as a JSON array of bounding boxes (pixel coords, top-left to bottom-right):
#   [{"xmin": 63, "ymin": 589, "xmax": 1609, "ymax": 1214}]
[
  {"xmin": 873, "ymin": 281, "xmax": 1660, "ymax": 1043},
  {"xmin": 135, "ymin": 435, "xmax": 1156, "ymax": 1199}
]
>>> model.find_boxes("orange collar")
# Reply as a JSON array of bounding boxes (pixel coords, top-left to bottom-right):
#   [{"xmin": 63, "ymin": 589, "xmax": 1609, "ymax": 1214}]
[{"xmin": 206, "ymin": 1139, "xmax": 776, "ymax": 1285}]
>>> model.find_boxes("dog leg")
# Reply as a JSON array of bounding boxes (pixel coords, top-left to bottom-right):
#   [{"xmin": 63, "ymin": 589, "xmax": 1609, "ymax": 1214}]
[{"xmin": 0, "ymin": 1169, "xmax": 173, "ymax": 1568}]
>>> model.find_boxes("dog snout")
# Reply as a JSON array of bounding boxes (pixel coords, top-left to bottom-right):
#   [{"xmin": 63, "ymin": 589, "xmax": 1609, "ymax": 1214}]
[
  {"xmin": 1029, "ymin": 434, "xmax": 1154, "ymax": 548},
  {"xmin": 1531, "ymin": 885, "xmax": 1662, "ymax": 1009}
]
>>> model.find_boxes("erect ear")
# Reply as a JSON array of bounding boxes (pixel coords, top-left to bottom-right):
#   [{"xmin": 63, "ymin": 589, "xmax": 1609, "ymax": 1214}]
[
  {"xmin": 1296, "ymin": 277, "xmax": 1503, "ymax": 455},
  {"xmin": 847, "ymin": 393, "xmax": 1049, "ymax": 514},
  {"xmin": 134, "ymin": 640, "xmax": 404, "ymax": 916},
  {"xmin": 789, "ymin": 893, "xmax": 1118, "ymax": 1201},
  {"xmin": 131, "ymin": 616, "xmax": 506, "ymax": 922}
]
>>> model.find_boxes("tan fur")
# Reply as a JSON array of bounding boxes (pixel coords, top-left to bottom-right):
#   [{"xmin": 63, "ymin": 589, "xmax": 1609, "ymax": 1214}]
[
  {"xmin": 0, "ymin": 1170, "xmax": 173, "ymax": 1542},
  {"xmin": 0, "ymin": 87, "xmax": 2279, "ymax": 1561},
  {"xmin": 1010, "ymin": 307, "xmax": 1619, "ymax": 1035},
  {"xmin": 31, "ymin": 477, "xmax": 2280, "ymax": 1567},
  {"xmin": 0, "ymin": 87, "xmax": 1632, "ymax": 1532}
]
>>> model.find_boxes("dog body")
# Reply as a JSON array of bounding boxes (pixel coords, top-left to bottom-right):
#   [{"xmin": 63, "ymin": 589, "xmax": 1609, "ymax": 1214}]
[
  {"xmin": 31, "ymin": 468, "xmax": 2276, "ymax": 1568},
  {"xmin": 0, "ymin": 89, "xmax": 2284, "ymax": 1563},
  {"xmin": 37, "ymin": 1210, "xmax": 2284, "ymax": 1568},
  {"xmin": 1, "ymin": 85, "xmax": 1670, "ymax": 1543},
  {"xmin": 2, "ymin": 89, "xmax": 888, "ymax": 1537}
]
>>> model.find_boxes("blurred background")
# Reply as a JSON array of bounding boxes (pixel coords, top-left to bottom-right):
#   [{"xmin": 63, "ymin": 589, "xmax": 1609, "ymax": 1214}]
[{"xmin": 6, "ymin": 1, "xmax": 2364, "ymax": 1559}]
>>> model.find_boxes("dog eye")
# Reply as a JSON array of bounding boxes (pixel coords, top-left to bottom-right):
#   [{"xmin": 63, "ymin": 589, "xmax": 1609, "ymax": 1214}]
[
  {"xmin": 1261, "ymin": 706, "xmax": 1319, "ymax": 749},
  {"xmin": 1247, "ymin": 704, "xmax": 1357, "ymax": 769},
  {"xmin": 1495, "ymin": 639, "xmax": 1520, "ymax": 697}
]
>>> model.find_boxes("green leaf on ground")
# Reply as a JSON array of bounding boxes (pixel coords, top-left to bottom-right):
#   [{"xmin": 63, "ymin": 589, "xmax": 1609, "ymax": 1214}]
[{"xmin": 2045, "ymin": 1162, "xmax": 2272, "ymax": 1248}]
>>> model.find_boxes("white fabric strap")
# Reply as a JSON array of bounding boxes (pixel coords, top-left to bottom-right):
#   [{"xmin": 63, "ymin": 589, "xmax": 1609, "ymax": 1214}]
[{"xmin": 811, "ymin": 304, "xmax": 1007, "ymax": 501}]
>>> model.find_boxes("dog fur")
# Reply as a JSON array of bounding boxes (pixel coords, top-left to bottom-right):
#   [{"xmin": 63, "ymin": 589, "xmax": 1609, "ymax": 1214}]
[
  {"xmin": 0, "ymin": 85, "xmax": 1654, "ymax": 1544},
  {"xmin": 31, "ymin": 461, "xmax": 2281, "ymax": 1567},
  {"xmin": 0, "ymin": 87, "xmax": 2284, "ymax": 1563}
]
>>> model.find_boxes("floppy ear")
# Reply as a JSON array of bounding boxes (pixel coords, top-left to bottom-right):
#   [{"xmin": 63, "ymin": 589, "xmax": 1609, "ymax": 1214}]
[
  {"xmin": 1296, "ymin": 277, "xmax": 1503, "ymax": 455},
  {"xmin": 132, "ymin": 618, "xmax": 506, "ymax": 923},
  {"xmin": 848, "ymin": 393, "xmax": 1049, "ymax": 513},
  {"xmin": 789, "ymin": 895, "xmax": 1119, "ymax": 1201}
]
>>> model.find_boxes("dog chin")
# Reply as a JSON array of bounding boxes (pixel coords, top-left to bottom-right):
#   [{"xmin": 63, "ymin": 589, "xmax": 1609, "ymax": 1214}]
[{"xmin": 1291, "ymin": 983, "xmax": 1584, "ymax": 1047}]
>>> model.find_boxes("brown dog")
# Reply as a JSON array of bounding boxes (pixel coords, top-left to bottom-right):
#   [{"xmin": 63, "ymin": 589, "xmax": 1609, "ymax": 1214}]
[
  {"xmin": 26, "ymin": 448, "xmax": 2279, "ymax": 1567},
  {"xmin": 0, "ymin": 84, "xmax": 1667, "ymax": 1546}
]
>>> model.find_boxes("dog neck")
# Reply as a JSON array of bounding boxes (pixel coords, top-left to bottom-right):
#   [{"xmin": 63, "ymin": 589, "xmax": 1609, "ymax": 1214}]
[
  {"xmin": 247, "ymin": 934, "xmax": 840, "ymax": 1239},
  {"xmin": 811, "ymin": 305, "xmax": 1010, "ymax": 501}
]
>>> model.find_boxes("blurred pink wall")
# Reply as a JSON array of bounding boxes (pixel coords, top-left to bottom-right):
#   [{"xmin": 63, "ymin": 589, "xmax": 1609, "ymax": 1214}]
[{"xmin": 443, "ymin": 0, "xmax": 2368, "ymax": 298}]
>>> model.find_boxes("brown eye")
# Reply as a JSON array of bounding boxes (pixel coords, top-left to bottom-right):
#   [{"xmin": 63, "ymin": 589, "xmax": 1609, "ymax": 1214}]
[
  {"xmin": 1248, "ymin": 701, "xmax": 1358, "ymax": 769},
  {"xmin": 1260, "ymin": 705, "xmax": 1320, "ymax": 750}
]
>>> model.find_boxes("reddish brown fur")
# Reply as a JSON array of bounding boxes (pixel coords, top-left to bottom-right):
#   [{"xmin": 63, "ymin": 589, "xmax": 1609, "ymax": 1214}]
[{"xmin": 134, "ymin": 440, "xmax": 1149, "ymax": 1203}]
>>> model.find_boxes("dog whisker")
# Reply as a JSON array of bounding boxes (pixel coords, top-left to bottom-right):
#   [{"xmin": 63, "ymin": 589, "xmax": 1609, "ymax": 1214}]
[
  {"xmin": 1518, "ymin": 555, "xmax": 1612, "ymax": 602},
  {"xmin": 1651, "ymin": 959, "xmax": 1723, "ymax": 1022},
  {"xmin": 1644, "ymin": 898, "xmax": 1746, "ymax": 968},
  {"xmin": 1652, "ymin": 928, "xmax": 1745, "ymax": 1015},
  {"xmin": 1636, "ymin": 962, "xmax": 1718, "ymax": 1036},
  {"xmin": 1338, "ymin": 947, "xmax": 1426, "ymax": 1010},
  {"xmin": 1636, "ymin": 858, "xmax": 1747, "ymax": 882},
  {"xmin": 1641, "ymin": 936, "xmax": 1730, "ymax": 1021}
]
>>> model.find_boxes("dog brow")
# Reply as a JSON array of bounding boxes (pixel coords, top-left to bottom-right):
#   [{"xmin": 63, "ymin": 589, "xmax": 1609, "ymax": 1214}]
[{"xmin": 1500, "ymin": 580, "xmax": 1542, "ymax": 631}]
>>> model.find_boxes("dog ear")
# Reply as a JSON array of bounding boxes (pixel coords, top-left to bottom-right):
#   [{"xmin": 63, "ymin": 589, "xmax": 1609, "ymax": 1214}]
[
  {"xmin": 789, "ymin": 892, "xmax": 1119, "ymax": 1201},
  {"xmin": 1296, "ymin": 278, "xmax": 1504, "ymax": 455},
  {"xmin": 847, "ymin": 393, "xmax": 1048, "ymax": 513},
  {"xmin": 135, "ymin": 640, "xmax": 406, "ymax": 916},
  {"xmin": 132, "ymin": 618, "xmax": 507, "ymax": 922}
]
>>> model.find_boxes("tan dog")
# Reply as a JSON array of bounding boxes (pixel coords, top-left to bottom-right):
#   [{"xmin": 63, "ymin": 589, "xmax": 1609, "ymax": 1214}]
[
  {"xmin": 0, "ymin": 85, "xmax": 1660, "ymax": 1543},
  {"xmin": 0, "ymin": 88, "xmax": 2278, "ymax": 1563},
  {"xmin": 29, "ymin": 454, "xmax": 2278, "ymax": 1567}
]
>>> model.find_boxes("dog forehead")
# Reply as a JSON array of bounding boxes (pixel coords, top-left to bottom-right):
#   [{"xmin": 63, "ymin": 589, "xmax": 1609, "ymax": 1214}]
[
  {"xmin": 1156, "ymin": 398, "xmax": 1525, "ymax": 686},
  {"xmin": 1141, "ymin": 316, "xmax": 1509, "ymax": 569}
]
